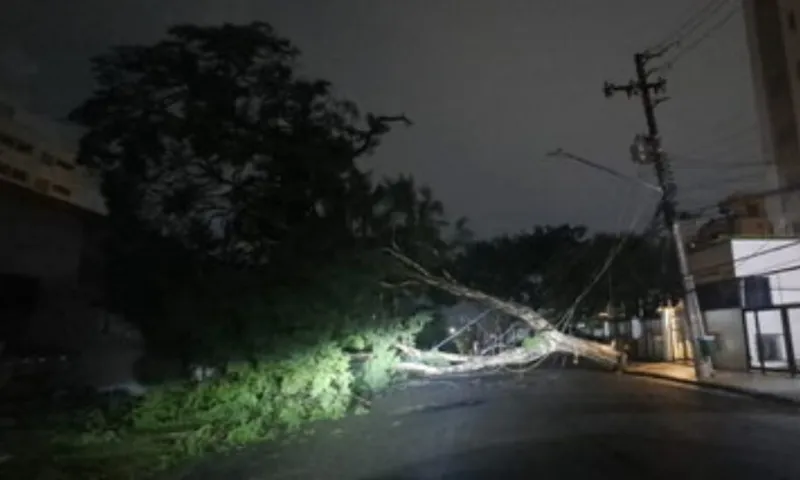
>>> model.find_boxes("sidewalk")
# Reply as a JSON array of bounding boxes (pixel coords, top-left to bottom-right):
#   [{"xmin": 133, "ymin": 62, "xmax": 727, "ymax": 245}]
[{"xmin": 626, "ymin": 362, "xmax": 800, "ymax": 405}]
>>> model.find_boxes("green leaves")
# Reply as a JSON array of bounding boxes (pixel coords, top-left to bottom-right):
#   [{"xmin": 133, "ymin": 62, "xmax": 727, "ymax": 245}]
[
  {"xmin": 357, "ymin": 343, "xmax": 401, "ymax": 394},
  {"xmin": 522, "ymin": 335, "xmax": 545, "ymax": 351}
]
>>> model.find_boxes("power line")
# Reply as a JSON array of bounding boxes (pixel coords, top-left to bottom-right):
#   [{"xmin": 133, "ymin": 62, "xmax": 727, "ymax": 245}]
[
  {"xmin": 686, "ymin": 152, "xmax": 770, "ymax": 169},
  {"xmin": 552, "ymin": 203, "xmax": 661, "ymax": 332},
  {"xmin": 677, "ymin": 142, "xmax": 763, "ymax": 168},
  {"xmin": 546, "ymin": 149, "xmax": 661, "ymax": 193},
  {"xmin": 681, "ymin": 181, "xmax": 800, "ymax": 217},
  {"xmin": 657, "ymin": 2, "xmax": 741, "ymax": 73},
  {"xmin": 650, "ymin": 0, "xmax": 733, "ymax": 52},
  {"xmin": 691, "ymin": 250, "xmax": 800, "ymax": 294},
  {"xmin": 675, "ymin": 125, "xmax": 761, "ymax": 160},
  {"xmin": 670, "ymin": 155, "xmax": 770, "ymax": 170},
  {"xmin": 690, "ymin": 239, "xmax": 800, "ymax": 278},
  {"xmin": 675, "ymin": 171, "xmax": 770, "ymax": 207},
  {"xmin": 678, "ymin": 171, "xmax": 768, "ymax": 194},
  {"xmin": 542, "ymin": 149, "xmax": 667, "ymax": 329},
  {"xmin": 746, "ymin": 261, "xmax": 800, "ymax": 279},
  {"xmin": 672, "ymin": 120, "xmax": 759, "ymax": 156}
]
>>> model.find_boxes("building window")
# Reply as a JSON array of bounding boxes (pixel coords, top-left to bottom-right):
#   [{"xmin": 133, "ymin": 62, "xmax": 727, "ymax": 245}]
[
  {"xmin": 0, "ymin": 132, "xmax": 15, "ymax": 148},
  {"xmin": 0, "ymin": 130, "xmax": 33, "ymax": 154},
  {"xmin": 696, "ymin": 278, "xmax": 741, "ymax": 310},
  {"xmin": 51, "ymin": 184, "xmax": 71, "ymax": 196},
  {"xmin": 757, "ymin": 333, "xmax": 784, "ymax": 362},
  {"xmin": 742, "ymin": 276, "xmax": 772, "ymax": 309},
  {"xmin": 33, "ymin": 177, "xmax": 50, "ymax": 194},
  {"xmin": 41, "ymin": 152, "xmax": 56, "ymax": 166},
  {"xmin": 56, "ymin": 159, "xmax": 75, "ymax": 171},
  {"xmin": 790, "ymin": 11, "xmax": 797, "ymax": 32},
  {"xmin": 11, "ymin": 168, "xmax": 28, "ymax": 183},
  {"xmin": 16, "ymin": 142, "xmax": 33, "ymax": 154}
]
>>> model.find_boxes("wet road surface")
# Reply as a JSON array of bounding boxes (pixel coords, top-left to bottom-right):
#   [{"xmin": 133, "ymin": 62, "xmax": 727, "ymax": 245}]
[{"xmin": 176, "ymin": 368, "xmax": 800, "ymax": 480}]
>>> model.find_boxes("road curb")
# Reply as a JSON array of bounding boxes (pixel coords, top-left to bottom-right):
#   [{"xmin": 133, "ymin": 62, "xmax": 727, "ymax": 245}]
[{"xmin": 625, "ymin": 370, "xmax": 800, "ymax": 407}]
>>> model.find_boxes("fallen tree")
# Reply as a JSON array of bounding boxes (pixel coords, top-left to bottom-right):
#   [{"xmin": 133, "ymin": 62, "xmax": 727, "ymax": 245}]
[{"xmin": 384, "ymin": 249, "xmax": 626, "ymax": 375}]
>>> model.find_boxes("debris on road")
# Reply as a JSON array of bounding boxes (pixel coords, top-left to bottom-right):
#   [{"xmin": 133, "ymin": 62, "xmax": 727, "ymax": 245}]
[{"xmin": 384, "ymin": 249, "xmax": 626, "ymax": 375}]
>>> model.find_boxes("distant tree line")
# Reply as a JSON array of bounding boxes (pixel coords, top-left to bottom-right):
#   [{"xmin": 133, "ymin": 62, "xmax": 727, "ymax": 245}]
[{"xmin": 451, "ymin": 224, "xmax": 682, "ymax": 322}]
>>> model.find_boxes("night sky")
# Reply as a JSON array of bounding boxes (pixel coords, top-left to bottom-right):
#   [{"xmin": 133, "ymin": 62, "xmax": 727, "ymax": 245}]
[{"xmin": 0, "ymin": 1, "xmax": 762, "ymax": 237}]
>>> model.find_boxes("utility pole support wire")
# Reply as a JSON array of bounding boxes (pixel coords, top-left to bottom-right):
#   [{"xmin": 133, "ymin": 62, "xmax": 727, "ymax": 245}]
[{"xmin": 604, "ymin": 52, "xmax": 715, "ymax": 380}]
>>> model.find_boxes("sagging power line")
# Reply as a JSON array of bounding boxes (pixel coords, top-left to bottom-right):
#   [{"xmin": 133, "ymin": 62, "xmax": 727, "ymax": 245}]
[
  {"xmin": 655, "ymin": 1, "xmax": 741, "ymax": 74},
  {"xmin": 650, "ymin": 0, "xmax": 734, "ymax": 52}
]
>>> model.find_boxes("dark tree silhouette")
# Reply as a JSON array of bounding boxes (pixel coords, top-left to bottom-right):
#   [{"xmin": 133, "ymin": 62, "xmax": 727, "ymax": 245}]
[{"xmin": 70, "ymin": 22, "xmax": 459, "ymax": 367}]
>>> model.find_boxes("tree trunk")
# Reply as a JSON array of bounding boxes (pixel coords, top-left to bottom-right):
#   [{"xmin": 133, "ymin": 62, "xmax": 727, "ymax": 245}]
[{"xmin": 385, "ymin": 249, "xmax": 623, "ymax": 373}]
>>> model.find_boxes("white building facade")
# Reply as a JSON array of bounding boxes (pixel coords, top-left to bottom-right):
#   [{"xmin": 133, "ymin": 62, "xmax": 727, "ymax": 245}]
[{"xmin": 689, "ymin": 237, "xmax": 800, "ymax": 372}]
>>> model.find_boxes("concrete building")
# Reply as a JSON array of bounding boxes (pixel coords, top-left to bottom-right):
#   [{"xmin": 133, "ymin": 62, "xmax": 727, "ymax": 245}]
[
  {"xmin": 0, "ymin": 101, "xmax": 143, "ymax": 392},
  {"xmin": 0, "ymin": 105, "xmax": 105, "ymax": 216},
  {"xmin": 744, "ymin": 0, "xmax": 800, "ymax": 235},
  {"xmin": 0, "ymin": 101, "xmax": 105, "ymax": 304},
  {"xmin": 687, "ymin": 236, "xmax": 800, "ymax": 372},
  {"xmin": 685, "ymin": 192, "xmax": 774, "ymax": 248}
]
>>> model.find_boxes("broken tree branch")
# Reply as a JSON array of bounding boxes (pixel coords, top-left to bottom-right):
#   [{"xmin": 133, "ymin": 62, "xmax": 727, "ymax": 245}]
[
  {"xmin": 384, "ymin": 248, "xmax": 624, "ymax": 371},
  {"xmin": 394, "ymin": 343, "xmax": 471, "ymax": 364}
]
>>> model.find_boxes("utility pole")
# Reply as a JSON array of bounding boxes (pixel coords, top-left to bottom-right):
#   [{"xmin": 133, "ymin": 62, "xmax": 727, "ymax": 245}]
[{"xmin": 604, "ymin": 51, "xmax": 714, "ymax": 379}]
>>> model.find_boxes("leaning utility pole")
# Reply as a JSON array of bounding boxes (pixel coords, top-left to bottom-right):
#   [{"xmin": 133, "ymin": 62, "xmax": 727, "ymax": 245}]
[{"xmin": 604, "ymin": 51, "xmax": 714, "ymax": 379}]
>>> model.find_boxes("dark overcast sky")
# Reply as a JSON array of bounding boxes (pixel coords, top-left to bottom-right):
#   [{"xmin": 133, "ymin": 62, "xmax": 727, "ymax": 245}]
[{"xmin": 0, "ymin": 0, "xmax": 762, "ymax": 237}]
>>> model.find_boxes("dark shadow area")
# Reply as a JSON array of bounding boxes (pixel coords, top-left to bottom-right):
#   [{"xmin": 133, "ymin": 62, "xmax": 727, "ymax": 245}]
[
  {"xmin": 363, "ymin": 435, "xmax": 800, "ymax": 480},
  {"xmin": 397, "ymin": 398, "xmax": 487, "ymax": 415}
]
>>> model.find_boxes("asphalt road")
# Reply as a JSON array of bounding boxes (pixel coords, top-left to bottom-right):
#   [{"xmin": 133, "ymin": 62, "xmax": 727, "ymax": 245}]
[{"xmin": 176, "ymin": 367, "xmax": 800, "ymax": 480}]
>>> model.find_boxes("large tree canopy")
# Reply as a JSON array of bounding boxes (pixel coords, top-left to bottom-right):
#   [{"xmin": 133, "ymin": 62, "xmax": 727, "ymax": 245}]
[
  {"xmin": 70, "ymin": 22, "xmax": 465, "ymax": 366},
  {"xmin": 70, "ymin": 22, "xmax": 429, "ymax": 267}
]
